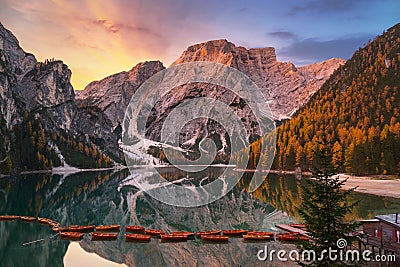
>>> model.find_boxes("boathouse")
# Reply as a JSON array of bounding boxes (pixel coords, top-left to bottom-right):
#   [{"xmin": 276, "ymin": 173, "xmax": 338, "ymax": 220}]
[{"xmin": 360, "ymin": 213, "xmax": 400, "ymax": 257}]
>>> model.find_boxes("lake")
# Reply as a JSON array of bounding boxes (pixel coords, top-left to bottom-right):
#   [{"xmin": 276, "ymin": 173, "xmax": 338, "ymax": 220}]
[{"xmin": 1, "ymin": 167, "xmax": 399, "ymax": 266}]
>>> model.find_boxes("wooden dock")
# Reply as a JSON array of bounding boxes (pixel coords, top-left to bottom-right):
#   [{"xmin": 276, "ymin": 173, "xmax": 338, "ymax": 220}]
[{"xmin": 275, "ymin": 224, "xmax": 308, "ymax": 236}]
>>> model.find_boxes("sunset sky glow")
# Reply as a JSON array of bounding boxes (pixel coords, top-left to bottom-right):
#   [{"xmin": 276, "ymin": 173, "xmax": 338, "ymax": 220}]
[{"xmin": 0, "ymin": 0, "xmax": 398, "ymax": 89}]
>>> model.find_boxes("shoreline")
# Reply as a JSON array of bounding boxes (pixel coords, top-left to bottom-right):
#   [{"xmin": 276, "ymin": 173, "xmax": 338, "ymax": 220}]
[
  {"xmin": 0, "ymin": 165, "xmax": 128, "ymax": 179},
  {"xmin": 2, "ymin": 166, "xmax": 399, "ymax": 199},
  {"xmin": 234, "ymin": 168, "xmax": 312, "ymax": 176},
  {"xmin": 234, "ymin": 169, "xmax": 400, "ymax": 199},
  {"xmin": 335, "ymin": 174, "xmax": 400, "ymax": 199}
]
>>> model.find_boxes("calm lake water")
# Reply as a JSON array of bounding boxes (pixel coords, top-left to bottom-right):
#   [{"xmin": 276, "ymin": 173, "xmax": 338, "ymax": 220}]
[{"xmin": 1, "ymin": 167, "xmax": 399, "ymax": 266}]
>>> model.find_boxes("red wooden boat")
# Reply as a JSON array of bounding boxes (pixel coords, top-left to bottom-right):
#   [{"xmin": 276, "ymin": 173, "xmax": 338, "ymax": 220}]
[
  {"xmin": 289, "ymin": 224, "xmax": 307, "ymax": 230},
  {"xmin": 169, "ymin": 231, "xmax": 195, "ymax": 239},
  {"xmin": 52, "ymin": 227, "xmax": 60, "ymax": 233},
  {"xmin": 91, "ymin": 232, "xmax": 118, "ymax": 241},
  {"xmin": 49, "ymin": 222, "xmax": 60, "ymax": 228},
  {"xmin": 277, "ymin": 233, "xmax": 309, "ymax": 242},
  {"xmin": 195, "ymin": 230, "xmax": 221, "ymax": 237},
  {"xmin": 60, "ymin": 232, "xmax": 84, "ymax": 240},
  {"xmin": 279, "ymin": 235, "xmax": 299, "ymax": 242},
  {"xmin": 243, "ymin": 234, "xmax": 272, "ymax": 241},
  {"xmin": 246, "ymin": 231, "xmax": 274, "ymax": 237},
  {"xmin": 201, "ymin": 235, "xmax": 229, "ymax": 243},
  {"xmin": 275, "ymin": 233, "xmax": 292, "ymax": 239},
  {"xmin": 222, "ymin": 229, "xmax": 248, "ymax": 236},
  {"xmin": 69, "ymin": 225, "xmax": 95, "ymax": 232},
  {"xmin": 38, "ymin": 217, "xmax": 60, "ymax": 228},
  {"xmin": 0, "ymin": 215, "xmax": 20, "ymax": 221},
  {"xmin": 20, "ymin": 216, "xmax": 36, "ymax": 222},
  {"xmin": 160, "ymin": 234, "xmax": 187, "ymax": 242},
  {"xmin": 125, "ymin": 225, "xmax": 145, "ymax": 233},
  {"xmin": 144, "ymin": 229, "xmax": 165, "ymax": 237},
  {"xmin": 38, "ymin": 217, "xmax": 51, "ymax": 224},
  {"xmin": 125, "ymin": 233, "xmax": 151, "ymax": 242},
  {"xmin": 95, "ymin": 225, "xmax": 120, "ymax": 232}
]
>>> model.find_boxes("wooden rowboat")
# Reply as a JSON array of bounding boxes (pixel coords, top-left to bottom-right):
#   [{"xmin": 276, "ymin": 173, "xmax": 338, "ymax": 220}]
[
  {"xmin": 169, "ymin": 231, "xmax": 195, "ymax": 239},
  {"xmin": 275, "ymin": 233, "xmax": 292, "ymax": 239},
  {"xmin": 60, "ymin": 232, "xmax": 84, "ymax": 240},
  {"xmin": 20, "ymin": 216, "xmax": 36, "ymax": 222},
  {"xmin": 125, "ymin": 233, "xmax": 151, "ymax": 242},
  {"xmin": 38, "ymin": 217, "xmax": 60, "ymax": 228},
  {"xmin": 144, "ymin": 229, "xmax": 165, "ymax": 237},
  {"xmin": 125, "ymin": 225, "xmax": 145, "ymax": 233},
  {"xmin": 222, "ymin": 229, "xmax": 248, "ymax": 236},
  {"xmin": 243, "ymin": 234, "xmax": 272, "ymax": 241},
  {"xmin": 0, "ymin": 215, "xmax": 20, "ymax": 221},
  {"xmin": 201, "ymin": 235, "xmax": 229, "ymax": 243},
  {"xmin": 38, "ymin": 217, "xmax": 51, "ymax": 224},
  {"xmin": 69, "ymin": 225, "xmax": 95, "ymax": 232},
  {"xmin": 277, "ymin": 233, "xmax": 309, "ymax": 242},
  {"xmin": 91, "ymin": 232, "xmax": 118, "ymax": 241},
  {"xmin": 195, "ymin": 230, "xmax": 221, "ymax": 237},
  {"xmin": 95, "ymin": 225, "xmax": 120, "ymax": 232},
  {"xmin": 246, "ymin": 231, "xmax": 274, "ymax": 237},
  {"xmin": 49, "ymin": 222, "xmax": 60, "ymax": 229},
  {"xmin": 160, "ymin": 234, "xmax": 187, "ymax": 242}
]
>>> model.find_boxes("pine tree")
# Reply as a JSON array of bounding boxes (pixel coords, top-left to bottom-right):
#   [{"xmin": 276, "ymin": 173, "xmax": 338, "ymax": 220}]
[
  {"xmin": 332, "ymin": 141, "xmax": 343, "ymax": 170},
  {"xmin": 297, "ymin": 136, "xmax": 360, "ymax": 266}
]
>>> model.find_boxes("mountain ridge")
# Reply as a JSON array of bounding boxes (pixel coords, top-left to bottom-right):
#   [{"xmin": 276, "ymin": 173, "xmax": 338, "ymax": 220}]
[
  {"xmin": 0, "ymin": 22, "xmax": 344, "ymax": 173},
  {"xmin": 0, "ymin": 22, "xmax": 113, "ymax": 173},
  {"xmin": 238, "ymin": 23, "xmax": 400, "ymax": 175},
  {"xmin": 169, "ymin": 39, "xmax": 344, "ymax": 119}
]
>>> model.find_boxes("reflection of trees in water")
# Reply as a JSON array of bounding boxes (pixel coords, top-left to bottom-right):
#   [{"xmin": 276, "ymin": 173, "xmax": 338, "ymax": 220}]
[
  {"xmin": 2, "ymin": 170, "xmax": 400, "ymax": 227},
  {"xmin": 0, "ymin": 170, "xmax": 125, "ymax": 223},
  {"xmin": 1, "ymin": 170, "xmax": 400, "ymax": 266},
  {"xmin": 154, "ymin": 166, "xmax": 226, "ymax": 185},
  {"xmin": 237, "ymin": 172, "xmax": 400, "ymax": 222},
  {"xmin": 0, "ymin": 169, "xmax": 280, "ymax": 267},
  {"xmin": 237, "ymin": 172, "xmax": 303, "ymax": 220},
  {"xmin": 0, "ymin": 170, "xmax": 131, "ymax": 267}
]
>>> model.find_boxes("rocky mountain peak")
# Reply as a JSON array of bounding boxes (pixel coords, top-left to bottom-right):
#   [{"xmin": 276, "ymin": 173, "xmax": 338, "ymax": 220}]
[
  {"xmin": 18, "ymin": 60, "xmax": 75, "ymax": 110},
  {"xmin": 0, "ymin": 21, "xmax": 345, "ymax": 168},
  {"xmin": 172, "ymin": 39, "xmax": 277, "ymax": 68},
  {"xmin": 74, "ymin": 60, "xmax": 166, "ymax": 156},
  {"xmin": 171, "ymin": 39, "xmax": 343, "ymax": 119},
  {"xmin": 76, "ymin": 60, "xmax": 164, "ymax": 103},
  {"xmin": 1, "ymin": 22, "xmax": 77, "ymax": 133},
  {"xmin": 298, "ymin": 58, "xmax": 345, "ymax": 80},
  {"xmin": 0, "ymin": 22, "xmax": 36, "ymax": 78},
  {"xmin": 137, "ymin": 40, "xmax": 344, "ymax": 163}
]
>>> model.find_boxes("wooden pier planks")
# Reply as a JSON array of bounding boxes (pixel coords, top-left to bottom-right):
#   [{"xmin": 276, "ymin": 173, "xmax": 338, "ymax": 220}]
[{"xmin": 275, "ymin": 224, "xmax": 308, "ymax": 236}]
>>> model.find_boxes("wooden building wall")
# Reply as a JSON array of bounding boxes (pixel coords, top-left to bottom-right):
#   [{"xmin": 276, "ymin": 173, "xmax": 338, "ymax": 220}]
[{"xmin": 362, "ymin": 220, "xmax": 400, "ymax": 254}]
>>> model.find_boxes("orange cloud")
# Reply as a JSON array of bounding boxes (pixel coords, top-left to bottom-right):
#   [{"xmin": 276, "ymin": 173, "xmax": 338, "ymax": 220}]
[
  {"xmin": 0, "ymin": 0, "xmax": 222, "ymax": 89},
  {"xmin": 3, "ymin": 0, "xmax": 203, "ymax": 89}
]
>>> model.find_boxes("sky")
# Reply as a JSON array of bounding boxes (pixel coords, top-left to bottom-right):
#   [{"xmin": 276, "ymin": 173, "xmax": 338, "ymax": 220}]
[{"xmin": 0, "ymin": 0, "xmax": 398, "ymax": 90}]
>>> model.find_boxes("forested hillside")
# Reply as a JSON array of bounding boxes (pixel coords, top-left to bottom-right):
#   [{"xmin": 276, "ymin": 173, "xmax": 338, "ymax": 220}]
[
  {"xmin": 0, "ymin": 110, "xmax": 113, "ymax": 172},
  {"xmin": 238, "ymin": 23, "xmax": 400, "ymax": 175}
]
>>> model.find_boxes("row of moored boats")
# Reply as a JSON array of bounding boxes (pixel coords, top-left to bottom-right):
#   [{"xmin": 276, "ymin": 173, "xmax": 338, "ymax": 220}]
[{"xmin": 0, "ymin": 215, "xmax": 309, "ymax": 243}]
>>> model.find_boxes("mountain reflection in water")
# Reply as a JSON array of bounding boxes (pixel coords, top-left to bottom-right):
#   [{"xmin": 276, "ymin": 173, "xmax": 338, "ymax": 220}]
[{"xmin": 1, "ymin": 167, "xmax": 399, "ymax": 266}]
